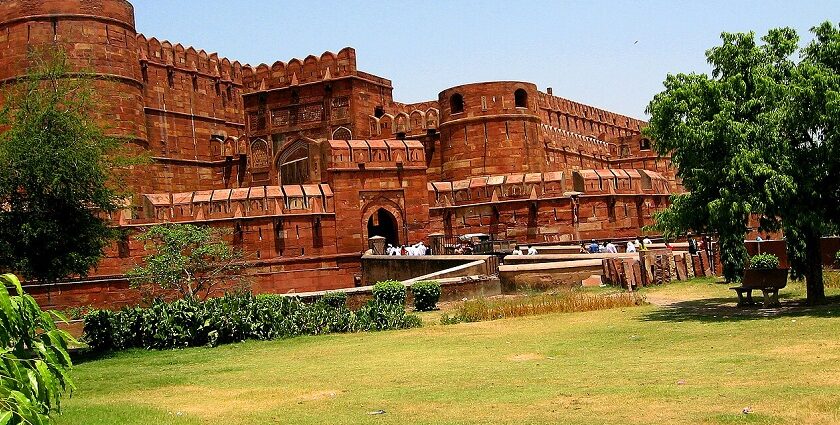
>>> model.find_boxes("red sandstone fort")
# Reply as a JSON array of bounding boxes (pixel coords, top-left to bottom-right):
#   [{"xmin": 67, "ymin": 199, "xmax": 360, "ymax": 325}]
[{"xmin": 0, "ymin": 0, "xmax": 681, "ymax": 308}]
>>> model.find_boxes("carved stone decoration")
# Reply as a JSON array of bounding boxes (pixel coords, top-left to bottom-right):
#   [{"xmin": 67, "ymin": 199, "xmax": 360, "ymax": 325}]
[{"xmin": 250, "ymin": 138, "xmax": 270, "ymax": 170}]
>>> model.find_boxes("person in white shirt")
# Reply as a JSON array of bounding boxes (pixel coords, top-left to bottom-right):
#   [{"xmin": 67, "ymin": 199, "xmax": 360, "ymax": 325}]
[
  {"xmin": 626, "ymin": 241, "xmax": 637, "ymax": 253},
  {"xmin": 605, "ymin": 241, "xmax": 617, "ymax": 254},
  {"xmin": 511, "ymin": 246, "xmax": 523, "ymax": 255},
  {"xmin": 642, "ymin": 237, "xmax": 652, "ymax": 247},
  {"xmin": 527, "ymin": 245, "xmax": 538, "ymax": 256}
]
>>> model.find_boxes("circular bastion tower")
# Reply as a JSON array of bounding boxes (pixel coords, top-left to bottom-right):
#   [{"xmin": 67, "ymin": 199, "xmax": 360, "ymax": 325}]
[
  {"xmin": 437, "ymin": 81, "xmax": 545, "ymax": 181},
  {"xmin": 0, "ymin": 0, "xmax": 146, "ymax": 144}
]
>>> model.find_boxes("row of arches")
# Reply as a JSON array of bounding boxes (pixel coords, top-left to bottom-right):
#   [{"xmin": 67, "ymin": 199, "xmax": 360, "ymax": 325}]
[{"xmin": 369, "ymin": 108, "xmax": 439, "ymax": 136}]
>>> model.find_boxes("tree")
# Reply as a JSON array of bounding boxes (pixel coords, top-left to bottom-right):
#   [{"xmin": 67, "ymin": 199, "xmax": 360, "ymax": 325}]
[
  {"xmin": 0, "ymin": 49, "xmax": 131, "ymax": 283},
  {"xmin": 644, "ymin": 23, "xmax": 840, "ymax": 304},
  {"xmin": 127, "ymin": 224, "xmax": 248, "ymax": 301},
  {"xmin": 0, "ymin": 273, "xmax": 75, "ymax": 424}
]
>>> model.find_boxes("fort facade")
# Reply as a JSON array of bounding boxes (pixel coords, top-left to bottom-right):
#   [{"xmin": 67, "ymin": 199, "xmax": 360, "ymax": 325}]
[{"xmin": 0, "ymin": 0, "xmax": 680, "ymax": 309}]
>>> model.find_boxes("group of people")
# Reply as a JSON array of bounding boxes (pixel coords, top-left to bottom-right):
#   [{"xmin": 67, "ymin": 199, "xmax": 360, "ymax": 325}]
[
  {"xmin": 582, "ymin": 237, "xmax": 654, "ymax": 254},
  {"xmin": 385, "ymin": 242, "xmax": 429, "ymax": 256},
  {"xmin": 510, "ymin": 245, "xmax": 539, "ymax": 256}
]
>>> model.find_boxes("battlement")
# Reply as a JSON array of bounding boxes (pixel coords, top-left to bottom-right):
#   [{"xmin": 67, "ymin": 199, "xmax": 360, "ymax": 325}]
[
  {"xmin": 137, "ymin": 34, "xmax": 248, "ymax": 86},
  {"xmin": 537, "ymin": 90, "xmax": 646, "ymax": 134},
  {"xmin": 328, "ymin": 139, "xmax": 425, "ymax": 170},
  {"xmin": 135, "ymin": 184, "xmax": 336, "ymax": 224},
  {"xmin": 242, "ymin": 47, "xmax": 362, "ymax": 92},
  {"xmin": 540, "ymin": 124, "xmax": 614, "ymax": 154}
]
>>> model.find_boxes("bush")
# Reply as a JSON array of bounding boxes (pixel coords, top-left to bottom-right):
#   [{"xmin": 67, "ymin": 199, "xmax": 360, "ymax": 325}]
[
  {"xmin": 749, "ymin": 253, "xmax": 780, "ymax": 270},
  {"xmin": 411, "ymin": 281, "xmax": 442, "ymax": 311},
  {"xmin": 320, "ymin": 291, "xmax": 347, "ymax": 309},
  {"xmin": 83, "ymin": 291, "xmax": 421, "ymax": 352},
  {"xmin": 372, "ymin": 280, "xmax": 406, "ymax": 306},
  {"xmin": 0, "ymin": 274, "xmax": 75, "ymax": 424}
]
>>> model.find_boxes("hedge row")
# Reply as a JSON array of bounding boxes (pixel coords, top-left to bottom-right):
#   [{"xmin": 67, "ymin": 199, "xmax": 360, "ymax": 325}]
[{"xmin": 83, "ymin": 291, "xmax": 421, "ymax": 352}]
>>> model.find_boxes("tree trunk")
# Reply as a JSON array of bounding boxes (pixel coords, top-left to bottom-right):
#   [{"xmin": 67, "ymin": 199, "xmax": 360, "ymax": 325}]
[{"xmin": 804, "ymin": 230, "xmax": 825, "ymax": 305}]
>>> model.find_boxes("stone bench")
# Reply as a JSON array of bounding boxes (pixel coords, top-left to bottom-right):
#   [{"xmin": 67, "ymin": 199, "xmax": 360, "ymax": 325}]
[{"xmin": 730, "ymin": 269, "xmax": 788, "ymax": 308}]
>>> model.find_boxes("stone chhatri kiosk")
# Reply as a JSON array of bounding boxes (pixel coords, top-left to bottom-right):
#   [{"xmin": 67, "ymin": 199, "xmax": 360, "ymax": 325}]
[{"xmin": 0, "ymin": 0, "xmax": 681, "ymax": 309}]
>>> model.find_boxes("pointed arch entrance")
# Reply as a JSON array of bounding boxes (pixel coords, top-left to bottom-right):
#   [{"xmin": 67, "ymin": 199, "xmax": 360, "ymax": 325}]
[
  {"xmin": 367, "ymin": 208, "xmax": 399, "ymax": 247},
  {"xmin": 276, "ymin": 140, "xmax": 310, "ymax": 185}
]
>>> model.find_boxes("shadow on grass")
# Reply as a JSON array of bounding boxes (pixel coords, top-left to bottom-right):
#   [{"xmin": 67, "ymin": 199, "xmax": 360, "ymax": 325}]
[{"xmin": 641, "ymin": 294, "xmax": 840, "ymax": 323}]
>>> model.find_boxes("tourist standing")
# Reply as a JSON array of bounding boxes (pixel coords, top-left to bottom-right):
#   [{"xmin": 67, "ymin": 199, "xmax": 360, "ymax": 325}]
[
  {"xmin": 688, "ymin": 237, "xmax": 698, "ymax": 255},
  {"xmin": 626, "ymin": 240, "xmax": 637, "ymax": 253},
  {"xmin": 588, "ymin": 240, "xmax": 600, "ymax": 254},
  {"xmin": 512, "ymin": 246, "xmax": 523, "ymax": 255},
  {"xmin": 527, "ymin": 245, "xmax": 538, "ymax": 256},
  {"xmin": 605, "ymin": 241, "xmax": 617, "ymax": 253}
]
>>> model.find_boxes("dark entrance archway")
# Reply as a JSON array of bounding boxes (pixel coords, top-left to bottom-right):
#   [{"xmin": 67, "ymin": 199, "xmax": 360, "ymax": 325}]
[{"xmin": 367, "ymin": 208, "xmax": 399, "ymax": 247}]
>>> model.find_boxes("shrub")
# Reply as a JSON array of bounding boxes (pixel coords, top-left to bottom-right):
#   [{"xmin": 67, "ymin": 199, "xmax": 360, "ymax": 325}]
[
  {"xmin": 411, "ymin": 281, "xmax": 442, "ymax": 311},
  {"xmin": 372, "ymin": 280, "xmax": 406, "ymax": 306},
  {"xmin": 749, "ymin": 253, "xmax": 780, "ymax": 270},
  {"xmin": 83, "ymin": 291, "xmax": 421, "ymax": 352},
  {"xmin": 356, "ymin": 300, "xmax": 422, "ymax": 331},
  {"xmin": 0, "ymin": 274, "xmax": 75, "ymax": 424},
  {"xmin": 320, "ymin": 291, "xmax": 348, "ymax": 309}
]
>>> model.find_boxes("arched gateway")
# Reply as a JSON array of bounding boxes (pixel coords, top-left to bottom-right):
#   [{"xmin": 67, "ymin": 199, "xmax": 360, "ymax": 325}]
[{"xmin": 367, "ymin": 208, "xmax": 399, "ymax": 247}]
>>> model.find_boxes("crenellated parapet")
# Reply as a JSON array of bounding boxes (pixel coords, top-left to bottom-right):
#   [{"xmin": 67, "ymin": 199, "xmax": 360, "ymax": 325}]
[
  {"xmin": 327, "ymin": 139, "xmax": 425, "ymax": 170},
  {"xmin": 136, "ymin": 34, "xmax": 248, "ymax": 86},
  {"xmin": 242, "ymin": 47, "xmax": 359, "ymax": 92},
  {"xmin": 536, "ymin": 90, "xmax": 646, "ymax": 141},
  {"xmin": 135, "ymin": 184, "xmax": 335, "ymax": 224},
  {"xmin": 540, "ymin": 124, "xmax": 614, "ymax": 156}
]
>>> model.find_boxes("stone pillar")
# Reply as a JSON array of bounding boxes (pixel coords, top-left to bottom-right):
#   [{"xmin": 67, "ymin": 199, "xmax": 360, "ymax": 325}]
[
  {"xmin": 368, "ymin": 236, "xmax": 386, "ymax": 255},
  {"xmin": 428, "ymin": 232, "xmax": 445, "ymax": 255}
]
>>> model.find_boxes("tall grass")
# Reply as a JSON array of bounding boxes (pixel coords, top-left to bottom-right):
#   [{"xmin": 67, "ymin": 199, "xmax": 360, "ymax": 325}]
[
  {"xmin": 824, "ymin": 269, "xmax": 840, "ymax": 289},
  {"xmin": 441, "ymin": 291, "xmax": 646, "ymax": 324}
]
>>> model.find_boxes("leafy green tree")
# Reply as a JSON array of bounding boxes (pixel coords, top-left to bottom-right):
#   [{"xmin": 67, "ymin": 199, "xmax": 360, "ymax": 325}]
[
  {"xmin": 0, "ymin": 49, "xmax": 131, "ymax": 283},
  {"xmin": 645, "ymin": 23, "xmax": 840, "ymax": 304},
  {"xmin": 127, "ymin": 224, "xmax": 248, "ymax": 300},
  {"xmin": 0, "ymin": 274, "xmax": 75, "ymax": 424}
]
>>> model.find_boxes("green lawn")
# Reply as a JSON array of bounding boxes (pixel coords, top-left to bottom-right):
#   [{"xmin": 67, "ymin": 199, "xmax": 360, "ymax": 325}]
[{"xmin": 57, "ymin": 279, "xmax": 840, "ymax": 425}]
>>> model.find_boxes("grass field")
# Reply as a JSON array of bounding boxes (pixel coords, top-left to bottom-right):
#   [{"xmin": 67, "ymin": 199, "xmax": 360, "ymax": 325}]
[{"xmin": 57, "ymin": 279, "xmax": 840, "ymax": 425}]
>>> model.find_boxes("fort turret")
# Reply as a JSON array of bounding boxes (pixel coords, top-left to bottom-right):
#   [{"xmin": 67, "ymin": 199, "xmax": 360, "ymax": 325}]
[
  {"xmin": 0, "ymin": 0, "xmax": 146, "ymax": 144},
  {"xmin": 437, "ymin": 82, "xmax": 544, "ymax": 181}
]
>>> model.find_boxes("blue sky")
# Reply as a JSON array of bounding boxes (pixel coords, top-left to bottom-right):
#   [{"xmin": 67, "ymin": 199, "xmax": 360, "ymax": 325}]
[{"xmin": 131, "ymin": 0, "xmax": 839, "ymax": 119}]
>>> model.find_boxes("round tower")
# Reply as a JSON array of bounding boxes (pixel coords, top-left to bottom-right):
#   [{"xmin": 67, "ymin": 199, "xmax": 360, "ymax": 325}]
[
  {"xmin": 438, "ymin": 81, "xmax": 544, "ymax": 181},
  {"xmin": 0, "ymin": 0, "xmax": 146, "ymax": 143}
]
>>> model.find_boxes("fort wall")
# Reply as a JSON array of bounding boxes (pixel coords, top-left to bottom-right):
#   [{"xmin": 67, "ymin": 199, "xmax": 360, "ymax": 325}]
[{"xmin": 0, "ymin": 0, "xmax": 684, "ymax": 310}]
